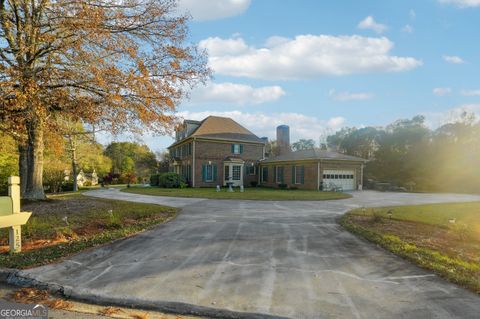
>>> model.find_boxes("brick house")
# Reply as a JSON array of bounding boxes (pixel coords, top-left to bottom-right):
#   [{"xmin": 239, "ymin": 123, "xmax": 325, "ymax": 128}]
[
  {"xmin": 168, "ymin": 116, "xmax": 366, "ymax": 190},
  {"xmin": 168, "ymin": 116, "xmax": 266, "ymax": 187}
]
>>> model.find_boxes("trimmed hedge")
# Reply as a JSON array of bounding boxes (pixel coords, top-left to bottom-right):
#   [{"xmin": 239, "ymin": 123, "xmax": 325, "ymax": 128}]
[{"xmin": 150, "ymin": 172, "xmax": 186, "ymax": 188}]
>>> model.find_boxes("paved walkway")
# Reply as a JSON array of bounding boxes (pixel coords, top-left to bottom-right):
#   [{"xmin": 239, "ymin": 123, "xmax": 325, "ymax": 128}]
[{"xmin": 11, "ymin": 190, "xmax": 480, "ymax": 319}]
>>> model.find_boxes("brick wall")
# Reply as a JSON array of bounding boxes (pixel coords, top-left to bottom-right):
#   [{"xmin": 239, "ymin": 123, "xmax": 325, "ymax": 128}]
[
  {"xmin": 259, "ymin": 162, "xmax": 318, "ymax": 190},
  {"xmin": 259, "ymin": 160, "xmax": 363, "ymax": 190},
  {"xmin": 193, "ymin": 140, "xmax": 264, "ymax": 187}
]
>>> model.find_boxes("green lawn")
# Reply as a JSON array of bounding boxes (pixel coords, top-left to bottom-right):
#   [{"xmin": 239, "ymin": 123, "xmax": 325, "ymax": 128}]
[
  {"xmin": 122, "ymin": 186, "xmax": 351, "ymax": 201},
  {"xmin": 0, "ymin": 193, "xmax": 178, "ymax": 268},
  {"xmin": 341, "ymin": 201, "xmax": 480, "ymax": 294},
  {"xmin": 356, "ymin": 202, "xmax": 480, "ymax": 231}
]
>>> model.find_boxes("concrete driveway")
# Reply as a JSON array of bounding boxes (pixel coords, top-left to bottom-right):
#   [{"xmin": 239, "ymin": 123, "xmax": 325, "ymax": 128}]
[{"xmin": 11, "ymin": 190, "xmax": 480, "ymax": 319}]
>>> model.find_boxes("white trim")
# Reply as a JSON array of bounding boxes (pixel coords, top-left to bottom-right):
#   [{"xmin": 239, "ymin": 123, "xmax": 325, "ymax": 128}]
[
  {"xmin": 293, "ymin": 165, "xmax": 302, "ymax": 185},
  {"xmin": 223, "ymin": 163, "xmax": 243, "ymax": 187}
]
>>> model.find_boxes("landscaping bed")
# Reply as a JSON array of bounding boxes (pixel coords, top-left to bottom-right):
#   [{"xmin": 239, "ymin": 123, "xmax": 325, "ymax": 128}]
[
  {"xmin": 122, "ymin": 186, "xmax": 351, "ymax": 201},
  {"xmin": 340, "ymin": 202, "xmax": 480, "ymax": 294},
  {"xmin": 0, "ymin": 193, "xmax": 178, "ymax": 269}
]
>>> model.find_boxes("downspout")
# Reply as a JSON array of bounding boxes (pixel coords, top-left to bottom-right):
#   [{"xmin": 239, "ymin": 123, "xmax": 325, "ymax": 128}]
[
  {"xmin": 260, "ymin": 143, "xmax": 266, "ymax": 185},
  {"xmin": 192, "ymin": 138, "xmax": 196, "ymax": 187}
]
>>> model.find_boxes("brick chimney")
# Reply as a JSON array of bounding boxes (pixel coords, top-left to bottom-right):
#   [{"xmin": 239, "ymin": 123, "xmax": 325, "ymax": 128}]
[{"xmin": 276, "ymin": 125, "xmax": 290, "ymax": 155}]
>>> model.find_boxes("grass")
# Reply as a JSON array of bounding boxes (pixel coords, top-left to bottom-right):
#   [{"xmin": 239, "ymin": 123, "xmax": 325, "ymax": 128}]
[
  {"xmin": 0, "ymin": 192, "xmax": 178, "ymax": 269},
  {"xmin": 340, "ymin": 202, "xmax": 480, "ymax": 294},
  {"xmin": 122, "ymin": 186, "xmax": 351, "ymax": 201}
]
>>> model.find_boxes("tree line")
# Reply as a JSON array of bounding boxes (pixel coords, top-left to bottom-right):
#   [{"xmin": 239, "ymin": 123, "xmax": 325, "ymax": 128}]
[
  {"xmin": 0, "ymin": 131, "xmax": 159, "ymax": 195},
  {"xmin": 327, "ymin": 113, "xmax": 480, "ymax": 193}
]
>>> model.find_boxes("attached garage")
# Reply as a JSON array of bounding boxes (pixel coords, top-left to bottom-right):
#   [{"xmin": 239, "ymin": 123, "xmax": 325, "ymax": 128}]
[
  {"xmin": 322, "ymin": 170, "xmax": 355, "ymax": 191},
  {"xmin": 259, "ymin": 148, "xmax": 366, "ymax": 191}
]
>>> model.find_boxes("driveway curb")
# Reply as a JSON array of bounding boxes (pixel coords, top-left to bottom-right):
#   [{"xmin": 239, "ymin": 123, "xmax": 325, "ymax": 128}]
[{"xmin": 6, "ymin": 272, "xmax": 290, "ymax": 319}]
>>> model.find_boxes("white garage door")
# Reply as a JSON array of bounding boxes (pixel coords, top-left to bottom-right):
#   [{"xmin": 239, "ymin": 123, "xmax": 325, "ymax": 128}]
[{"xmin": 323, "ymin": 170, "xmax": 355, "ymax": 191}]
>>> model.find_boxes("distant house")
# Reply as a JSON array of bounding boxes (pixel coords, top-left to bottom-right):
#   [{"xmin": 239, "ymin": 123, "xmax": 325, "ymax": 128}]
[
  {"xmin": 169, "ymin": 116, "xmax": 366, "ymax": 190},
  {"xmin": 76, "ymin": 169, "xmax": 99, "ymax": 187}
]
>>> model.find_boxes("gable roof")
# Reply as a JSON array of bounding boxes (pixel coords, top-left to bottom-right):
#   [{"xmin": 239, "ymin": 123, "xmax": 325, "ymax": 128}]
[
  {"xmin": 170, "ymin": 116, "xmax": 265, "ymax": 147},
  {"xmin": 262, "ymin": 148, "xmax": 366, "ymax": 163}
]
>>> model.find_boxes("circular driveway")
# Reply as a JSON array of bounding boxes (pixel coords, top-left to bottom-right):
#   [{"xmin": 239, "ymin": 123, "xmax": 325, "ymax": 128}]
[{"xmin": 12, "ymin": 190, "xmax": 480, "ymax": 319}]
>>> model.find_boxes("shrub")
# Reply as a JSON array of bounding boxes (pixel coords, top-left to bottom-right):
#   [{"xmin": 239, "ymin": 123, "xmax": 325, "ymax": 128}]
[
  {"xmin": 150, "ymin": 174, "xmax": 159, "ymax": 186},
  {"xmin": 125, "ymin": 173, "xmax": 137, "ymax": 185},
  {"xmin": 103, "ymin": 172, "xmax": 120, "ymax": 185},
  {"xmin": 43, "ymin": 167, "xmax": 67, "ymax": 193},
  {"xmin": 278, "ymin": 183, "xmax": 288, "ymax": 189},
  {"xmin": 83, "ymin": 180, "xmax": 92, "ymax": 187},
  {"xmin": 289, "ymin": 186, "xmax": 298, "ymax": 190},
  {"xmin": 250, "ymin": 181, "xmax": 258, "ymax": 187},
  {"xmin": 158, "ymin": 172, "xmax": 185, "ymax": 188},
  {"xmin": 61, "ymin": 181, "xmax": 74, "ymax": 192}
]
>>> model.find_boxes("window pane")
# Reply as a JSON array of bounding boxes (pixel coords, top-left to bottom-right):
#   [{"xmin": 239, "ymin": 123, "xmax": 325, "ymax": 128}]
[
  {"xmin": 232, "ymin": 166, "xmax": 241, "ymax": 180},
  {"xmin": 233, "ymin": 144, "xmax": 240, "ymax": 154},
  {"xmin": 206, "ymin": 165, "xmax": 213, "ymax": 181}
]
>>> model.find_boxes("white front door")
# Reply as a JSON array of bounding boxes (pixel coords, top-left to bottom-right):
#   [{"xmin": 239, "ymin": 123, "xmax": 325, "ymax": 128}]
[{"xmin": 224, "ymin": 163, "xmax": 243, "ymax": 187}]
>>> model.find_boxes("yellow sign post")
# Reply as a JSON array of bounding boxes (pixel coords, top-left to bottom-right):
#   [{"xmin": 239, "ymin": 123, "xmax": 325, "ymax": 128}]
[{"xmin": 0, "ymin": 177, "xmax": 31, "ymax": 253}]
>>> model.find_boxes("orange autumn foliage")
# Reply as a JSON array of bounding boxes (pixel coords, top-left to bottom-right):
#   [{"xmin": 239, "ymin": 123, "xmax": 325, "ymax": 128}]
[{"xmin": 0, "ymin": 0, "xmax": 210, "ymax": 198}]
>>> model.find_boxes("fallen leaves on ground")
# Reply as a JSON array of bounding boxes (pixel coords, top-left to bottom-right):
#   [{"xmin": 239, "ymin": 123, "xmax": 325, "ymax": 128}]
[
  {"xmin": 12, "ymin": 288, "xmax": 49, "ymax": 303},
  {"xmin": 130, "ymin": 312, "xmax": 149, "ymax": 319},
  {"xmin": 44, "ymin": 298, "xmax": 74, "ymax": 310},
  {"xmin": 99, "ymin": 306, "xmax": 123, "ymax": 316}
]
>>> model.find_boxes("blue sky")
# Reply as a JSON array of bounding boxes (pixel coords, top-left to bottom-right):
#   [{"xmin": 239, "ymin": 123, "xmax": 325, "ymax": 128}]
[{"xmin": 101, "ymin": 0, "xmax": 480, "ymax": 152}]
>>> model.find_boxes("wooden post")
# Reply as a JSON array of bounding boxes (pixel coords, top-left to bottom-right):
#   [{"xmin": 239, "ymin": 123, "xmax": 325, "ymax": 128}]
[{"xmin": 8, "ymin": 176, "xmax": 22, "ymax": 253}]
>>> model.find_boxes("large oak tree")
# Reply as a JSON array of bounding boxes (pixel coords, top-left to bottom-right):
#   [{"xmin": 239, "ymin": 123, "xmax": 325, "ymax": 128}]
[{"xmin": 0, "ymin": 0, "xmax": 209, "ymax": 199}]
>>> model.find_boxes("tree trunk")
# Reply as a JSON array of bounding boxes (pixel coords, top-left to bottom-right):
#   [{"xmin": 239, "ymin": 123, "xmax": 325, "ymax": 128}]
[
  {"xmin": 18, "ymin": 143, "xmax": 28, "ymax": 197},
  {"xmin": 68, "ymin": 135, "xmax": 79, "ymax": 192},
  {"xmin": 24, "ymin": 120, "xmax": 46, "ymax": 200}
]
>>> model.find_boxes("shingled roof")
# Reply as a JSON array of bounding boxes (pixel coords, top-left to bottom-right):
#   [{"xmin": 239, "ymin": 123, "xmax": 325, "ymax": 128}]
[
  {"xmin": 262, "ymin": 148, "xmax": 366, "ymax": 163},
  {"xmin": 171, "ymin": 116, "xmax": 265, "ymax": 146}
]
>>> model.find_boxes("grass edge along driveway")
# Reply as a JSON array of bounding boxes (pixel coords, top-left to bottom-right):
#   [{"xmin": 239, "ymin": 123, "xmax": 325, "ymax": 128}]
[
  {"xmin": 340, "ymin": 202, "xmax": 480, "ymax": 294},
  {"xmin": 122, "ymin": 186, "xmax": 351, "ymax": 201},
  {"xmin": 0, "ymin": 193, "xmax": 178, "ymax": 269}
]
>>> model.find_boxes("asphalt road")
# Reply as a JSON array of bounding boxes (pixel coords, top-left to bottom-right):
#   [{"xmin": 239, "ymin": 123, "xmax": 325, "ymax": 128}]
[{"xmin": 11, "ymin": 190, "xmax": 480, "ymax": 319}]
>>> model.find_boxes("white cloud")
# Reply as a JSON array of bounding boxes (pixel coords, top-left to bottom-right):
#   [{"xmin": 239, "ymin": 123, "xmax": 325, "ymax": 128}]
[
  {"xmin": 188, "ymin": 82, "xmax": 286, "ymax": 105},
  {"xmin": 264, "ymin": 36, "xmax": 290, "ymax": 48},
  {"xmin": 177, "ymin": 0, "xmax": 251, "ymax": 21},
  {"xmin": 423, "ymin": 104, "xmax": 480, "ymax": 128},
  {"xmin": 402, "ymin": 24, "xmax": 414, "ymax": 33},
  {"xmin": 443, "ymin": 55, "xmax": 465, "ymax": 64},
  {"xmin": 329, "ymin": 89, "xmax": 374, "ymax": 101},
  {"xmin": 199, "ymin": 35, "xmax": 422, "ymax": 80},
  {"xmin": 176, "ymin": 110, "xmax": 346, "ymax": 141},
  {"xmin": 409, "ymin": 9, "xmax": 416, "ymax": 19},
  {"xmin": 461, "ymin": 89, "xmax": 480, "ymax": 96},
  {"xmin": 433, "ymin": 87, "xmax": 452, "ymax": 96},
  {"xmin": 438, "ymin": 0, "xmax": 480, "ymax": 8},
  {"xmin": 199, "ymin": 37, "xmax": 250, "ymax": 56},
  {"xmin": 357, "ymin": 16, "xmax": 388, "ymax": 34}
]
